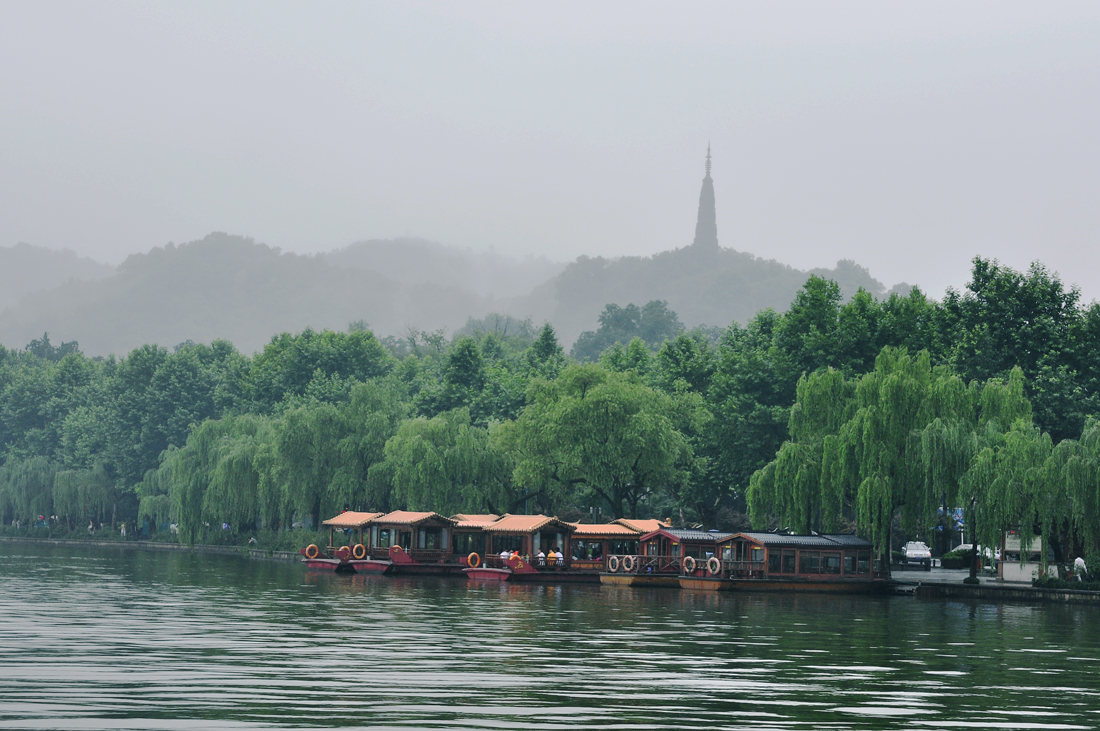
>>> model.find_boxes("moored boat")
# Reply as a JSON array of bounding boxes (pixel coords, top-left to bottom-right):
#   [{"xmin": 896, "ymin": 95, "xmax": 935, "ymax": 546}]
[
  {"xmin": 601, "ymin": 527, "xmax": 731, "ymax": 588},
  {"xmin": 300, "ymin": 511, "xmax": 390, "ymax": 573},
  {"xmin": 677, "ymin": 532, "xmax": 887, "ymax": 593}
]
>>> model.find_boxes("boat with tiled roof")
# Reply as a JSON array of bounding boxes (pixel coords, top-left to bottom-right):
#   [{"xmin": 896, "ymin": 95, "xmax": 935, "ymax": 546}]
[
  {"xmin": 677, "ymin": 531, "xmax": 888, "ymax": 593},
  {"xmin": 300, "ymin": 511, "xmax": 392, "ymax": 573},
  {"xmin": 600, "ymin": 526, "xmax": 733, "ymax": 587}
]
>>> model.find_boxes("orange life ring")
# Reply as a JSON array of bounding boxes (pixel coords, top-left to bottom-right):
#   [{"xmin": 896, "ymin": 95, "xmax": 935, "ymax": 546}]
[
  {"xmin": 622, "ymin": 555, "xmax": 637, "ymax": 572},
  {"xmin": 607, "ymin": 556, "xmax": 620, "ymax": 573},
  {"xmin": 305, "ymin": 544, "xmax": 319, "ymax": 559},
  {"xmin": 707, "ymin": 556, "xmax": 721, "ymax": 576},
  {"xmin": 468, "ymin": 552, "xmax": 481, "ymax": 568},
  {"xmin": 352, "ymin": 543, "xmax": 366, "ymax": 559},
  {"xmin": 392, "ymin": 544, "xmax": 403, "ymax": 552},
  {"xmin": 683, "ymin": 556, "xmax": 697, "ymax": 574}
]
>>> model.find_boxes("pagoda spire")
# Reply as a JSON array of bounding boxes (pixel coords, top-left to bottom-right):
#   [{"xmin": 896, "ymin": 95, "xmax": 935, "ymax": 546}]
[{"xmin": 692, "ymin": 145, "xmax": 718, "ymax": 248}]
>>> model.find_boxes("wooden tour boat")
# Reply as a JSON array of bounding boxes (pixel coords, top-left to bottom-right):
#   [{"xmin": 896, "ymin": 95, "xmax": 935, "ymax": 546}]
[{"xmin": 677, "ymin": 532, "xmax": 887, "ymax": 593}]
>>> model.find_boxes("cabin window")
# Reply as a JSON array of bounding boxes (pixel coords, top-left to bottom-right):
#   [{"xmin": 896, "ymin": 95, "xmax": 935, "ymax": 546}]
[
  {"xmin": 398, "ymin": 531, "xmax": 412, "ymax": 549},
  {"xmin": 453, "ymin": 532, "xmax": 485, "ymax": 556},
  {"xmin": 782, "ymin": 550, "xmax": 796, "ymax": 573},
  {"xmin": 821, "ymin": 552, "xmax": 842, "ymax": 574},
  {"xmin": 610, "ymin": 540, "xmax": 637, "ymax": 555},
  {"xmin": 843, "ymin": 554, "xmax": 855, "ymax": 574},
  {"xmin": 722, "ymin": 546, "xmax": 732, "ymax": 561},
  {"xmin": 671, "ymin": 544, "xmax": 682, "ymax": 557},
  {"xmin": 857, "ymin": 551, "xmax": 870, "ymax": 574},
  {"xmin": 768, "ymin": 551, "xmax": 781, "ymax": 573},
  {"xmin": 377, "ymin": 529, "xmax": 391, "ymax": 548},
  {"xmin": 420, "ymin": 528, "xmax": 442, "ymax": 550},
  {"xmin": 799, "ymin": 551, "xmax": 820, "ymax": 574},
  {"xmin": 495, "ymin": 535, "xmax": 524, "ymax": 554},
  {"xmin": 751, "ymin": 547, "xmax": 764, "ymax": 563}
]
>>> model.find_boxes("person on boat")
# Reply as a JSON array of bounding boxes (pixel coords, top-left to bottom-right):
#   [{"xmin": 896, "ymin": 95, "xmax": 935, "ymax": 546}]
[
  {"xmin": 499, "ymin": 548, "xmax": 510, "ymax": 562},
  {"xmin": 553, "ymin": 547, "xmax": 564, "ymax": 567},
  {"xmin": 546, "ymin": 548, "xmax": 557, "ymax": 567},
  {"xmin": 536, "ymin": 549, "xmax": 546, "ymax": 566}
]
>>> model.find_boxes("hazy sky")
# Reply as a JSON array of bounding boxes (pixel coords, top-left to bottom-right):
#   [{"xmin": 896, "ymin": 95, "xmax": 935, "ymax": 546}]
[{"xmin": 2, "ymin": 2, "xmax": 1098, "ymax": 299}]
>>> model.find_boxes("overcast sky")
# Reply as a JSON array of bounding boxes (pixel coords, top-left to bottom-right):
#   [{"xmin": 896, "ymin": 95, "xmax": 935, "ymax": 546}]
[{"xmin": 2, "ymin": 2, "xmax": 1098, "ymax": 299}]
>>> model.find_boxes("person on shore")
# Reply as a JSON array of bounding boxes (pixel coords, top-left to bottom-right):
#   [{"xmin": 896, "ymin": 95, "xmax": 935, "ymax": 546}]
[
  {"xmin": 88, "ymin": 521, "xmax": 95, "ymax": 535},
  {"xmin": 1075, "ymin": 556, "xmax": 1088, "ymax": 581},
  {"xmin": 120, "ymin": 523, "xmax": 126, "ymax": 539}
]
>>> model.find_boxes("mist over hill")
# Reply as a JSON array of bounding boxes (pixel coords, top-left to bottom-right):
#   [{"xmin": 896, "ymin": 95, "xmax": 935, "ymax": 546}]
[
  {"xmin": 514, "ymin": 244, "xmax": 888, "ymax": 346},
  {"xmin": 0, "ymin": 233, "xmax": 896, "ymax": 358},
  {"xmin": 0, "ymin": 234, "xmax": 494, "ymax": 356},
  {"xmin": 0, "ymin": 243, "xmax": 115, "ymax": 312},
  {"xmin": 323, "ymin": 237, "xmax": 564, "ymax": 299}
]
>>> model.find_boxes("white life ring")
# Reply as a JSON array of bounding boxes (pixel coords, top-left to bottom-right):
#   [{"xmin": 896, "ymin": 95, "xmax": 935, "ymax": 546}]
[
  {"xmin": 622, "ymin": 555, "xmax": 637, "ymax": 572},
  {"xmin": 607, "ymin": 555, "xmax": 620, "ymax": 573},
  {"xmin": 706, "ymin": 556, "xmax": 721, "ymax": 576},
  {"xmin": 683, "ymin": 556, "xmax": 697, "ymax": 574}
]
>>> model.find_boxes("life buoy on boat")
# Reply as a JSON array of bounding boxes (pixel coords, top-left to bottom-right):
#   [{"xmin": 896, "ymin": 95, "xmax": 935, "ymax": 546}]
[
  {"xmin": 352, "ymin": 543, "xmax": 366, "ymax": 559},
  {"xmin": 305, "ymin": 544, "xmax": 319, "ymax": 559},
  {"xmin": 622, "ymin": 555, "xmax": 636, "ymax": 572},
  {"xmin": 706, "ymin": 556, "xmax": 721, "ymax": 576},
  {"xmin": 682, "ymin": 556, "xmax": 697, "ymax": 574},
  {"xmin": 468, "ymin": 552, "xmax": 481, "ymax": 568},
  {"xmin": 607, "ymin": 556, "xmax": 620, "ymax": 573}
]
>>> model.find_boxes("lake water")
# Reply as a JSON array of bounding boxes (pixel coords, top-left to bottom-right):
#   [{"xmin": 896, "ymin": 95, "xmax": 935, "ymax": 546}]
[{"xmin": 1, "ymin": 543, "xmax": 1099, "ymax": 730}]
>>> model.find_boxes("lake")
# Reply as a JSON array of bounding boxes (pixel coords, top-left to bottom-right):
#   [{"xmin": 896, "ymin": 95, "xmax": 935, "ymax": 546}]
[{"xmin": 1, "ymin": 542, "xmax": 1098, "ymax": 730}]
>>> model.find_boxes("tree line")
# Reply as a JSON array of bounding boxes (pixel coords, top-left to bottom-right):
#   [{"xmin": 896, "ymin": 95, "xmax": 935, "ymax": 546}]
[{"xmin": 1, "ymin": 257, "xmax": 1098, "ymax": 568}]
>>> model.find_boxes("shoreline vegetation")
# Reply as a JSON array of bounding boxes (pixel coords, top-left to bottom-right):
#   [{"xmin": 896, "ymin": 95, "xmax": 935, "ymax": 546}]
[{"xmin": 2, "ymin": 257, "xmax": 1099, "ymax": 581}]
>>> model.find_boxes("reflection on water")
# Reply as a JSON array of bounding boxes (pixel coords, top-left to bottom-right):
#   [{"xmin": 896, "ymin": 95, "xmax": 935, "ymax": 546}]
[{"xmin": 1, "ymin": 543, "xmax": 1098, "ymax": 730}]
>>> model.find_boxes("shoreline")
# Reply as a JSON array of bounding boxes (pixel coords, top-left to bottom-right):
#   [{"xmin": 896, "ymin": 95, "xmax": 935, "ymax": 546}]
[
  {"xmin": 0, "ymin": 535, "xmax": 300, "ymax": 562},
  {"xmin": 4, "ymin": 535, "xmax": 1100, "ymax": 604}
]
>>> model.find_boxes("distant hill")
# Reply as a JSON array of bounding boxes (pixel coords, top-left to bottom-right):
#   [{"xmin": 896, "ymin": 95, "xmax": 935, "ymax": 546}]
[
  {"xmin": 0, "ymin": 233, "xmax": 495, "ymax": 356},
  {"xmin": 323, "ymin": 237, "xmax": 564, "ymax": 299},
  {"xmin": 0, "ymin": 243, "xmax": 115, "ymax": 312},
  {"xmin": 510, "ymin": 245, "xmax": 887, "ymax": 346},
  {"xmin": 0, "ymin": 234, "xmax": 892, "ymax": 357}
]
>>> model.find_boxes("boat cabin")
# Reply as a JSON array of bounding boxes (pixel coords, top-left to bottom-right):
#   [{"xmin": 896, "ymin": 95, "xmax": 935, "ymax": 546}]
[
  {"xmin": 484, "ymin": 515, "xmax": 575, "ymax": 567},
  {"xmin": 366, "ymin": 511, "xmax": 457, "ymax": 561},
  {"xmin": 450, "ymin": 514, "xmax": 502, "ymax": 562},
  {"xmin": 640, "ymin": 527, "xmax": 734, "ymax": 560},
  {"xmin": 321, "ymin": 511, "xmax": 383, "ymax": 552},
  {"xmin": 568, "ymin": 522, "xmax": 643, "ymax": 570},
  {"xmin": 720, "ymin": 532, "xmax": 876, "ymax": 580}
]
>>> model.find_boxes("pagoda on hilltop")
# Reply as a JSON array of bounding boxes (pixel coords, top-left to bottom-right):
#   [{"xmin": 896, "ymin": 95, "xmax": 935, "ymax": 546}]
[{"xmin": 691, "ymin": 145, "xmax": 719, "ymax": 249}]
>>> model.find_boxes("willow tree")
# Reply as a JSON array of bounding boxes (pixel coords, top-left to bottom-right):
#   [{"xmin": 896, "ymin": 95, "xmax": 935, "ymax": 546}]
[
  {"xmin": 496, "ymin": 364, "xmax": 698, "ymax": 518},
  {"xmin": 749, "ymin": 347, "xmax": 1034, "ymax": 568},
  {"xmin": 373, "ymin": 407, "xmax": 513, "ymax": 515},
  {"xmin": 54, "ymin": 463, "xmax": 114, "ymax": 528}
]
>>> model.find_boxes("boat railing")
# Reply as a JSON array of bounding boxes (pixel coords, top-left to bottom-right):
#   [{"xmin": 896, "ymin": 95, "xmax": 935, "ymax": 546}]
[
  {"xmin": 606, "ymin": 555, "xmax": 681, "ymax": 574},
  {"xmin": 723, "ymin": 560, "xmax": 766, "ymax": 578},
  {"xmin": 480, "ymin": 554, "xmax": 573, "ymax": 570}
]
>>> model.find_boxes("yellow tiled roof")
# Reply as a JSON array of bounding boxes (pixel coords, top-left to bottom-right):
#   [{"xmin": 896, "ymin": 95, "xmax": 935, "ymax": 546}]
[
  {"xmin": 452, "ymin": 514, "xmax": 503, "ymax": 529},
  {"xmin": 569, "ymin": 522, "xmax": 643, "ymax": 538},
  {"xmin": 484, "ymin": 514, "xmax": 573, "ymax": 534},
  {"xmin": 613, "ymin": 518, "xmax": 671, "ymax": 533},
  {"xmin": 321, "ymin": 511, "xmax": 384, "ymax": 528},
  {"xmin": 370, "ymin": 511, "xmax": 457, "ymax": 527}
]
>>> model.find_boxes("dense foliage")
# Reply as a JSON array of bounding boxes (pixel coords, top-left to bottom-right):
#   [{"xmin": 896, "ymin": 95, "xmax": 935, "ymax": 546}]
[{"xmin": 2, "ymin": 257, "xmax": 1098, "ymax": 570}]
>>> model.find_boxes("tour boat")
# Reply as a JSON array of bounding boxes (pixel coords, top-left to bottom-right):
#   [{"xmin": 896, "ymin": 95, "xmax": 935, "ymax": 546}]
[
  {"xmin": 676, "ymin": 532, "xmax": 887, "ymax": 593},
  {"xmin": 301, "ymin": 511, "xmax": 392, "ymax": 574},
  {"xmin": 600, "ymin": 527, "xmax": 733, "ymax": 588}
]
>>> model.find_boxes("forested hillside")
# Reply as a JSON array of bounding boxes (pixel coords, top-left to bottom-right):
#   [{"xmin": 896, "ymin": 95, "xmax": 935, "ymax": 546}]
[
  {"xmin": 0, "ymin": 233, "xmax": 493, "ymax": 356},
  {"xmin": 0, "ymin": 243, "xmax": 115, "ymax": 312},
  {"xmin": 2, "ymin": 257, "xmax": 1098, "ymax": 571},
  {"xmin": 519, "ymin": 244, "xmax": 888, "ymax": 345},
  {"xmin": 0, "ymin": 233, "xmax": 892, "ymax": 357}
]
